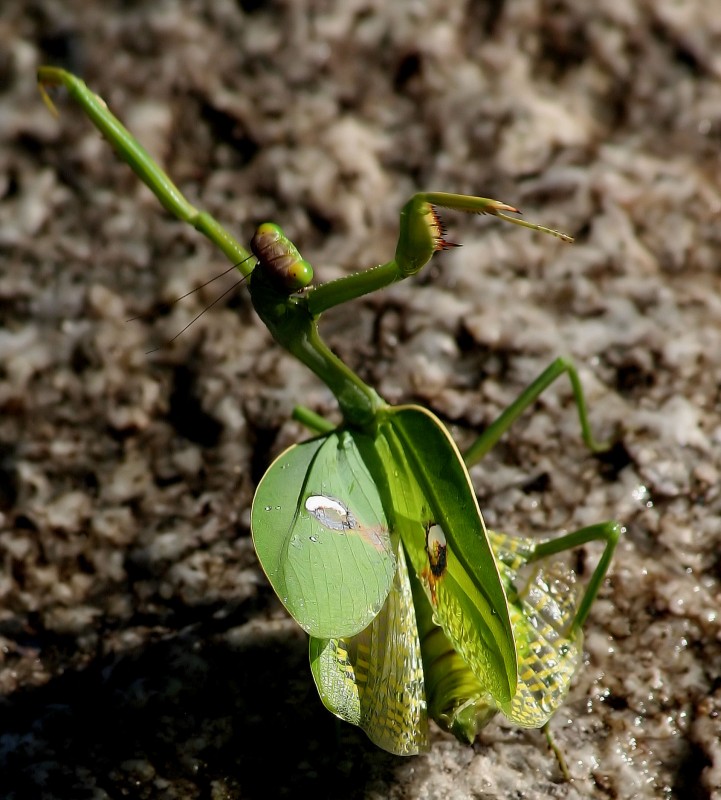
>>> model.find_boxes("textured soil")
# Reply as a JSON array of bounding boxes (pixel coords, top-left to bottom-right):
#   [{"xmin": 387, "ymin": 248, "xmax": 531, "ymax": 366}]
[{"xmin": 1, "ymin": 1, "xmax": 720, "ymax": 798}]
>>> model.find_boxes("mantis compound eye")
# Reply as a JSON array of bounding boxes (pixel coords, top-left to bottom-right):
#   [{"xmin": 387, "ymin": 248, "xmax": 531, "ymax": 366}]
[{"xmin": 251, "ymin": 222, "xmax": 314, "ymax": 291}]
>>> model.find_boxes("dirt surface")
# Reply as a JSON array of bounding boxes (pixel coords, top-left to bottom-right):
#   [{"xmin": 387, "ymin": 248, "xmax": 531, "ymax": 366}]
[{"xmin": 2, "ymin": 1, "xmax": 721, "ymax": 798}]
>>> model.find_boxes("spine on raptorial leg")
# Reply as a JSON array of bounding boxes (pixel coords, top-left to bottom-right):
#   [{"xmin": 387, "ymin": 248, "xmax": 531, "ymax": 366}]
[{"xmin": 308, "ymin": 190, "xmax": 572, "ymax": 316}]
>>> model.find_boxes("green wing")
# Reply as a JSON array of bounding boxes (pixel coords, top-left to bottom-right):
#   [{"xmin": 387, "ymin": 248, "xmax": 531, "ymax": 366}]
[
  {"xmin": 377, "ymin": 405, "xmax": 517, "ymax": 706},
  {"xmin": 251, "ymin": 430, "xmax": 396, "ymax": 638},
  {"xmin": 415, "ymin": 529, "xmax": 583, "ymax": 740},
  {"xmin": 309, "ymin": 543, "xmax": 429, "ymax": 755}
]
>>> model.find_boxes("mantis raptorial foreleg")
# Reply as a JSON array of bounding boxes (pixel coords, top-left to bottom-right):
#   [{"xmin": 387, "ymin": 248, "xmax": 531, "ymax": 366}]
[
  {"xmin": 305, "ymin": 192, "xmax": 572, "ymax": 316},
  {"xmin": 38, "ymin": 68, "xmax": 572, "ymax": 319},
  {"xmin": 38, "ymin": 66, "xmax": 251, "ymax": 269}
]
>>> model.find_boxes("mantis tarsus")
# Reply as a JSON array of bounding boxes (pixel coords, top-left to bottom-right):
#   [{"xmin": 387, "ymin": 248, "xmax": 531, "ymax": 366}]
[{"xmin": 38, "ymin": 66, "xmax": 621, "ymax": 772}]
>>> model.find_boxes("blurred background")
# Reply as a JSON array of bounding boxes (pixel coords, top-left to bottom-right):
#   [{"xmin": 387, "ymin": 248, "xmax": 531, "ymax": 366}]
[{"xmin": 1, "ymin": 1, "xmax": 720, "ymax": 797}]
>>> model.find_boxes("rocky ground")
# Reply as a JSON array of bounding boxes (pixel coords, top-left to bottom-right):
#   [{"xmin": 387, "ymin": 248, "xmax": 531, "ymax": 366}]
[{"xmin": 1, "ymin": 1, "xmax": 720, "ymax": 798}]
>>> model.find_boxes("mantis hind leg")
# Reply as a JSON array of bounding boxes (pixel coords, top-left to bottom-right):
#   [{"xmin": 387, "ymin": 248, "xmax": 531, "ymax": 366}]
[
  {"xmin": 533, "ymin": 520, "xmax": 621, "ymax": 781},
  {"xmin": 461, "ymin": 352, "xmax": 623, "ymax": 635},
  {"xmin": 530, "ymin": 520, "xmax": 622, "ymax": 635},
  {"xmin": 463, "ymin": 356, "xmax": 614, "ymax": 467},
  {"xmin": 543, "ymin": 721, "xmax": 571, "ymax": 781},
  {"xmin": 466, "ymin": 356, "xmax": 623, "ymax": 643}
]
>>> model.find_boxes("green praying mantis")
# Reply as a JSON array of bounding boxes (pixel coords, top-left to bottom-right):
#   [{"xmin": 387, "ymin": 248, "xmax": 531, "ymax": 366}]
[{"xmin": 38, "ymin": 67, "xmax": 621, "ymax": 769}]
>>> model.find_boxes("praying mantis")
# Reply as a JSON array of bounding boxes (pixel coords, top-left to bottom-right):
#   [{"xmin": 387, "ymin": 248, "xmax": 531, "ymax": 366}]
[{"xmin": 38, "ymin": 67, "xmax": 621, "ymax": 770}]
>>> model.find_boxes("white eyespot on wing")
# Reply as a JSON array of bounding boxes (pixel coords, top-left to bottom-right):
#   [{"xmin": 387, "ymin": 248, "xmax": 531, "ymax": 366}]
[
  {"xmin": 305, "ymin": 494, "xmax": 357, "ymax": 531},
  {"xmin": 426, "ymin": 523, "xmax": 447, "ymax": 577}
]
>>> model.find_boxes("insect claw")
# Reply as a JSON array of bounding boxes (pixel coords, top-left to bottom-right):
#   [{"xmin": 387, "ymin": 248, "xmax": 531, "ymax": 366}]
[
  {"xmin": 488, "ymin": 201, "xmax": 520, "ymax": 215},
  {"xmin": 37, "ymin": 81, "xmax": 60, "ymax": 118}
]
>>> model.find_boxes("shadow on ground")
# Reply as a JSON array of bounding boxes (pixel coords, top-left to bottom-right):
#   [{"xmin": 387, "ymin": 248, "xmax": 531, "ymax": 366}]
[{"xmin": 0, "ymin": 616, "xmax": 404, "ymax": 799}]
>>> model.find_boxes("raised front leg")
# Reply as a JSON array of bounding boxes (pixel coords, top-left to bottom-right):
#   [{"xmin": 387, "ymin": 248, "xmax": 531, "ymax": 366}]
[
  {"xmin": 306, "ymin": 192, "xmax": 572, "ymax": 316},
  {"xmin": 38, "ymin": 67, "xmax": 251, "ymax": 269}
]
